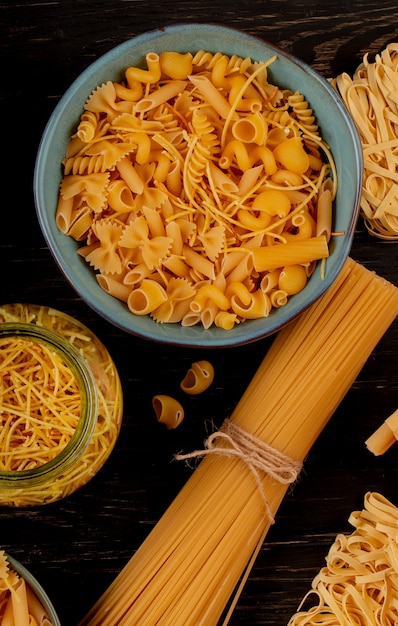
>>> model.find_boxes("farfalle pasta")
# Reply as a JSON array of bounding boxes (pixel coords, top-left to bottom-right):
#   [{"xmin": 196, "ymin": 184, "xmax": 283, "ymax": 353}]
[{"xmin": 56, "ymin": 50, "xmax": 337, "ymax": 330}]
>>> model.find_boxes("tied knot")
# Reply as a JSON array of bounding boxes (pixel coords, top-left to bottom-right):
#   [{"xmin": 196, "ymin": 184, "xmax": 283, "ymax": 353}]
[{"xmin": 175, "ymin": 419, "xmax": 302, "ymax": 523}]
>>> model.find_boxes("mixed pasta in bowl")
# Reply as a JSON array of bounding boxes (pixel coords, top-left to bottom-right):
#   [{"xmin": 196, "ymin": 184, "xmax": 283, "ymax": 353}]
[
  {"xmin": 34, "ymin": 24, "xmax": 362, "ymax": 347},
  {"xmin": 0, "ymin": 551, "xmax": 60, "ymax": 625}
]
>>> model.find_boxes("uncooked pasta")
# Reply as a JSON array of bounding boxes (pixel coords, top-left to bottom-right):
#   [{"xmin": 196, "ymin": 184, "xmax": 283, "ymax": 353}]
[
  {"xmin": 332, "ymin": 43, "xmax": 398, "ymax": 240},
  {"xmin": 57, "ymin": 50, "xmax": 337, "ymax": 329},
  {"xmin": 288, "ymin": 492, "xmax": 398, "ymax": 625},
  {"xmin": 0, "ymin": 304, "xmax": 123, "ymax": 507},
  {"xmin": 365, "ymin": 407, "xmax": 398, "ymax": 455},
  {"xmin": 0, "ymin": 336, "xmax": 81, "ymax": 471},
  {"xmin": 78, "ymin": 258, "xmax": 398, "ymax": 626},
  {"xmin": 0, "ymin": 551, "xmax": 52, "ymax": 625}
]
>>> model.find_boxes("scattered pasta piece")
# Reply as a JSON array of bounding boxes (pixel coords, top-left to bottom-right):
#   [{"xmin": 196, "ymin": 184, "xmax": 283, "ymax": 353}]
[
  {"xmin": 180, "ymin": 360, "xmax": 215, "ymax": 394},
  {"xmin": 288, "ymin": 492, "xmax": 398, "ymax": 625},
  {"xmin": 152, "ymin": 395, "xmax": 184, "ymax": 429},
  {"xmin": 57, "ymin": 50, "xmax": 337, "ymax": 329},
  {"xmin": 365, "ymin": 408, "xmax": 398, "ymax": 455},
  {"xmin": 332, "ymin": 43, "xmax": 398, "ymax": 240},
  {"xmin": 0, "ymin": 550, "xmax": 53, "ymax": 625}
]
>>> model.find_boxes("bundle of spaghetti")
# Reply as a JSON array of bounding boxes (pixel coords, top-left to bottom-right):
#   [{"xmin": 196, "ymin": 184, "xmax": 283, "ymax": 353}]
[
  {"xmin": 79, "ymin": 257, "xmax": 398, "ymax": 626},
  {"xmin": 288, "ymin": 492, "xmax": 398, "ymax": 624}
]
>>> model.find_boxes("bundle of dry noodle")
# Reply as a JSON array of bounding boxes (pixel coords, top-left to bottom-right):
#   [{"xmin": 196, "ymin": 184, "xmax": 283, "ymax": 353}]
[
  {"xmin": 288, "ymin": 492, "xmax": 398, "ymax": 625},
  {"xmin": 332, "ymin": 43, "xmax": 398, "ymax": 240},
  {"xmin": 79, "ymin": 257, "xmax": 398, "ymax": 626}
]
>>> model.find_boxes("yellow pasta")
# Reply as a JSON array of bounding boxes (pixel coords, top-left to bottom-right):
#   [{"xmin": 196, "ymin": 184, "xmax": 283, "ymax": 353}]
[
  {"xmin": 365, "ymin": 408, "xmax": 398, "ymax": 455},
  {"xmin": 180, "ymin": 360, "xmax": 215, "ymax": 395},
  {"xmin": 79, "ymin": 258, "xmax": 398, "ymax": 626},
  {"xmin": 152, "ymin": 395, "xmax": 184, "ymax": 429},
  {"xmin": 0, "ymin": 551, "xmax": 52, "ymax": 625},
  {"xmin": 127, "ymin": 279, "xmax": 167, "ymax": 315},
  {"xmin": 232, "ymin": 111, "xmax": 268, "ymax": 144},
  {"xmin": 278, "ymin": 264, "xmax": 308, "ymax": 294},
  {"xmin": 332, "ymin": 43, "xmax": 398, "ymax": 239},
  {"xmin": 190, "ymin": 284, "xmax": 230, "ymax": 312},
  {"xmin": 0, "ymin": 337, "xmax": 81, "ymax": 472},
  {"xmin": 288, "ymin": 492, "xmax": 398, "ymax": 625},
  {"xmin": 57, "ymin": 50, "xmax": 338, "ymax": 329},
  {"xmin": 159, "ymin": 52, "xmax": 193, "ymax": 80},
  {"xmin": 125, "ymin": 52, "xmax": 161, "ymax": 85},
  {"xmin": 0, "ymin": 304, "xmax": 122, "ymax": 507},
  {"xmin": 252, "ymin": 236, "xmax": 329, "ymax": 272},
  {"xmin": 135, "ymin": 80, "xmax": 187, "ymax": 112},
  {"xmin": 231, "ymin": 288, "xmax": 271, "ymax": 318}
]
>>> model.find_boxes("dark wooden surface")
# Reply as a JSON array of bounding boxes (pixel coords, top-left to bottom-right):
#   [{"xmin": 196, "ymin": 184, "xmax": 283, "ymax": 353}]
[{"xmin": 1, "ymin": 1, "xmax": 398, "ymax": 624}]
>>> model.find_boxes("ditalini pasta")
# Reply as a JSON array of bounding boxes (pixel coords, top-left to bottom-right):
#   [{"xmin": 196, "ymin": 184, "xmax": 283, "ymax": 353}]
[
  {"xmin": 57, "ymin": 50, "xmax": 338, "ymax": 329},
  {"xmin": 79, "ymin": 258, "xmax": 398, "ymax": 626},
  {"xmin": 288, "ymin": 492, "xmax": 398, "ymax": 625},
  {"xmin": 0, "ymin": 551, "xmax": 52, "ymax": 625},
  {"xmin": 332, "ymin": 43, "xmax": 398, "ymax": 240}
]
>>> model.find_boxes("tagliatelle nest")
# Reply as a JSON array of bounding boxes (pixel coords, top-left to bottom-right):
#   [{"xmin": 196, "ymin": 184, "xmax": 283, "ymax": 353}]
[
  {"xmin": 288, "ymin": 492, "xmax": 398, "ymax": 625},
  {"xmin": 332, "ymin": 43, "xmax": 398, "ymax": 240}
]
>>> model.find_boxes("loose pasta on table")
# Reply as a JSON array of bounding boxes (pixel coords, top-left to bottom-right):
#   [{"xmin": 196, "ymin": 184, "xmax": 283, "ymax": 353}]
[{"xmin": 57, "ymin": 50, "xmax": 337, "ymax": 330}]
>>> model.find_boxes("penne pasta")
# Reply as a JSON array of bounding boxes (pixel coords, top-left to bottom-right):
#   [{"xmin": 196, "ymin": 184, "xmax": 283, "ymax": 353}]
[{"xmin": 135, "ymin": 80, "xmax": 187, "ymax": 112}]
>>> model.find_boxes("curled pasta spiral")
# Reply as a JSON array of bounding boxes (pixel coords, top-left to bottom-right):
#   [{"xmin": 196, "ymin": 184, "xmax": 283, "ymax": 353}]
[
  {"xmin": 77, "ymin": 111, "xmax": 101, "ymax": 142},
  {"xmin": 287, "ymin": 91, "xmax": 319, "ymax": 135},
  {"xmin": 185, "ymin": 108, "xmax": 219, "ymax": 192},
  {"xmin": 264, "ymin": 109, "xmax": 293, "ymax": 129},
  {"xmin": 63, "ymin": 154, "xmax": 108, "ymax": 175},
  {"xmin": 192, "ymin": 50, "xmax": 252, "ymax": 76}
]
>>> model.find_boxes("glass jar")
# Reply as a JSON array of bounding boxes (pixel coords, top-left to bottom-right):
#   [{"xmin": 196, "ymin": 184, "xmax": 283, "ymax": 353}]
[{"xmin": 0, "ymin": 303, "xmax": 123, "ymax": 506}]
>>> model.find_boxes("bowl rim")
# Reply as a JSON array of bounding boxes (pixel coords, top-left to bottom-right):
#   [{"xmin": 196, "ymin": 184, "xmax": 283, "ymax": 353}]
[
  {"xmin": 34, "ymin": 22, "xmax": 363, "ymax": 348},
  {"xmin": 6, "ymin": 554, "xmax": 61, "ymax": 625}
]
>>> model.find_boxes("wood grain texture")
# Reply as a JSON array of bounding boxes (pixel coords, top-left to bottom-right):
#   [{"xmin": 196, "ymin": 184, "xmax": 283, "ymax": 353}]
[{"xmin": 1, "ymin": 1, "xmax": 398, "ymax": 623}]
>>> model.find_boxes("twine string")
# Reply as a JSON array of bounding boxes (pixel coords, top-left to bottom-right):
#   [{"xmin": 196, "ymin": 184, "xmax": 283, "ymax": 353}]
[{"xmin": 175, "ymin": 419, "xmax": 302, "ymax": 522}]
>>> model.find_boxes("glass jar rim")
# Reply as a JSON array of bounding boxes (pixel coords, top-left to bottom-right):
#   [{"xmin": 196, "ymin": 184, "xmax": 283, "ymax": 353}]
[{"xmin": 0, "ymin": 322, "xmax": 98, "ymax": 486}]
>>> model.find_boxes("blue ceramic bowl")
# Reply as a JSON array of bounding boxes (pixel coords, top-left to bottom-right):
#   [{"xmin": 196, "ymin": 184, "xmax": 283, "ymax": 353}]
[
  {"xmin": 7, "ymin": 555, "xmax": 61, "ymax": 625},
  {"xmin": 34, "ymin": 23, "xmax": 362, "ymax": 348}
]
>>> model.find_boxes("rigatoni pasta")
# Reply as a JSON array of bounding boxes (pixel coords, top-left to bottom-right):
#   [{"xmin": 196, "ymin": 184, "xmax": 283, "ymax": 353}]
[
  {"xmin": 365, "ymin": 408, "xmax": 398, "ymax": 455},
  {"xmin": 57, "ymin": 49, "xmax": 337, "ymax": 330}
]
